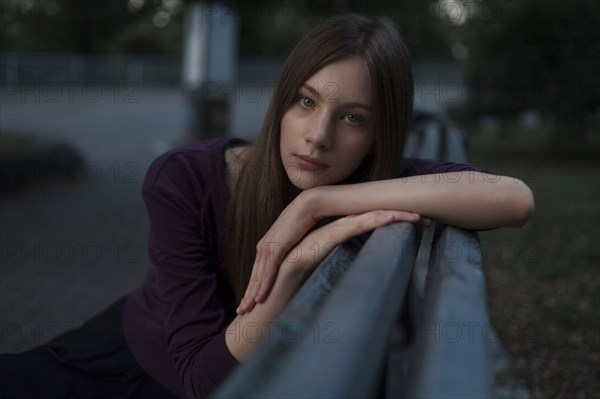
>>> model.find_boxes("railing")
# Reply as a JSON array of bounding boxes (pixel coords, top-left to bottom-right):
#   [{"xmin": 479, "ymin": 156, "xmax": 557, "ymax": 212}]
[
  {"xmin": 0, "ymin": 52, "xmax": 181, "ymax": 87},
  {"xmin": 213, "ymin": 112, "xmax": 496, "ymax": 398}
]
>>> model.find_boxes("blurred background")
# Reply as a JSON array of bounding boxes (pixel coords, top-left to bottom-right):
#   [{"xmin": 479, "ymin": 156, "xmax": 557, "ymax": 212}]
[{"xmin": 1, "ymin": 0, "xmax": 598, "ymax": 397}]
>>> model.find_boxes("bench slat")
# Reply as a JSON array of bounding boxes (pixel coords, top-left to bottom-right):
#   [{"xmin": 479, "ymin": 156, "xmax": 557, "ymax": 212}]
[
  {"xmin": 213, "ymin": 223, "xmax": 420, "ymax": 398},
  {"xmin": 407, "ymin": 226, "xmax": 494, "ymax": 398}
]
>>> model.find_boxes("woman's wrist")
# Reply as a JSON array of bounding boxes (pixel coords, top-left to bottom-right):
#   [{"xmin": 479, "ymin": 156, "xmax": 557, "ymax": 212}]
[{"xmin": 298, "ymin": 185, "xmax": 328, "ymax": 221}]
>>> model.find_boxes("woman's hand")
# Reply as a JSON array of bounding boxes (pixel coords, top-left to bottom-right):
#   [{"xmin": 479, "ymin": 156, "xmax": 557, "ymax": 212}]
[
  {"xmin": 236, "ymin": 208, "xmax": 431, "ymax": 315},
  {"xmin": 236, "ymin": 191, "xmax": 318, "ymax": 315},
  {"xmin": 280, "ymin": 210, "xmax": 432, "ymax": 276}
]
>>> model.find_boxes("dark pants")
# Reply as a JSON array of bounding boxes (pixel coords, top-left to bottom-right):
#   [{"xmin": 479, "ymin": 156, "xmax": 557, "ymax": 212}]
[{"xmin": 0, "ymin": 296, "xmax": 181, "ymax": 399}]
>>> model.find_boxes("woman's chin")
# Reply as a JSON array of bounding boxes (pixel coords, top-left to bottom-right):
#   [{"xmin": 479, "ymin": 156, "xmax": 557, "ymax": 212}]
[{"xmin": 288, "ymin": 176, "xmax": 328, "ymax": 190}]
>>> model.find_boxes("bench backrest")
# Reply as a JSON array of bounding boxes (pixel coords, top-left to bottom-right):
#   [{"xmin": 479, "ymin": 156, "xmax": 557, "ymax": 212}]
[{"xmin": 213, "ymin": 112, "xmax": 494, "ymax": 398}]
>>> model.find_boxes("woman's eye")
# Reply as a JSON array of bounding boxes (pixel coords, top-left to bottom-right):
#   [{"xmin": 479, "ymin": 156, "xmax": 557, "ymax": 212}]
[
  {"xmin": 345, "ymin": 113, "xmax": 365, "ymax": 125},
  {"xmin": 299, "ymin": 96, "xmax": 314, "ymax": 108}
]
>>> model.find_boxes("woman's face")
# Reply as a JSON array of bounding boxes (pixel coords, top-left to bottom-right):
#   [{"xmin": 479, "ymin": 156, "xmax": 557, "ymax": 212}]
[{"xmin": 280, "ymin": 56, "xmax": 374, "ymax": 190}]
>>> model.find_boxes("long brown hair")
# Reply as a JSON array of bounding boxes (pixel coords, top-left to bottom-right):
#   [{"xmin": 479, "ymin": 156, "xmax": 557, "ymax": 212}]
[{"xmin": 225, "ymin": 14, "xmax": 414, "ymax": 302}]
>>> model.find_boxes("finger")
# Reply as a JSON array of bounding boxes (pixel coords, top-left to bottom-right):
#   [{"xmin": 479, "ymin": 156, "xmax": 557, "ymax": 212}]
[
  {"xmin": 254, "ymin": 242, "xmax": 283, "ymax": 304},
  {"xmin": 360, "ymin": 209, "xmax": 419, "ymax": 225},
  {"xmin": 238, "ymin": 264, "xmax": 260, "ymax": 314},
  {"xmin": 395, "ymin": 211, "xmax": 421, "ymax": 222},
  {"xmin": 241, "ymin": 276, "xmax": 261, "ymax": 314},
  {"xmin": 390, "ymin": 211, "xmax": 423, "ymax": 224},
  {"xmin": 239, "ymin": 295, "xmax": 256, "ymax": 315},
  {"xmin": 255, "ymin": 270, "xmax": 277, "ymax": 303},
  {"xmin": 247, "ymin": 278, "xmax": 261, "ymax": 309},
  {"xmin": 397, "ymin": 212, "xmax": 432, "ymax": 226},
  {"xmin": 291, "ymin": 210, "xmax": 426, "ymax": 274},
  {"xmin": 237, "ymin": 286, "xmax": 252, "ymax": 314},
  {"xmin": 351, "ymin": 209, "xmax": 418, "ymax": 223},
  {"xmin": 239, "ymin": 239, "xmax": 272, "ymax": 312},
  {"xmin": 324, "ymin": 210, "xmax": 406, "ymax": 243},
  {"xmin": 241, "ymin": 298, "xmax": 257, "ymax": 314},
  {"xmin": 239, "ymin": 240, "xmax": 283, "ymax": 313},
  {"xmin": 347, "ymin": 210, "xmax": 420, "ymax": 234}
]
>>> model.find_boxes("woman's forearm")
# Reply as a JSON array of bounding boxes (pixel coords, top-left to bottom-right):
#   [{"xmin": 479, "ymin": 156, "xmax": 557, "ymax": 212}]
[
  {"xmin": 307, "ymin": 172, "xmax": 534, "ymax": 230},
  {"xmin": 225, "ymin": 266, "xmax": 307, "ymax": 362}
]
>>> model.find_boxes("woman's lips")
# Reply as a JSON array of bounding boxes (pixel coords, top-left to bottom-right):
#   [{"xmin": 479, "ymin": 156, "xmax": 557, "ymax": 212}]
[{"xmin": 295, "ymin": 155, "xmax": 329, "ymax": 171}]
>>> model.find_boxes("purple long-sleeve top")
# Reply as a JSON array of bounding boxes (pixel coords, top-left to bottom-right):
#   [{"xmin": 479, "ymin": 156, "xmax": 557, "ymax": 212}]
[{"xmin": 123, "ymin": 137, "xmax": 479, "ymax": 399}]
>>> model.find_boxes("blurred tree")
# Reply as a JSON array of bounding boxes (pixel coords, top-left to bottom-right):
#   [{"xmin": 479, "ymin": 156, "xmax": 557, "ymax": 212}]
[
  {"xmin": 0, "ymin": 0, "xmax": 133, "ymax": 52},
  {"xmin": 106, "ymin": 8, "xmax": 183, "ymax": 56},
  {"xmin": 0, "ymin": 0, "xmax": 183, "ymax": 54},
  {"xmin": 458, "ymin": 0, "xmax": 599, "ymax": 144},
  {"xmin": 236, "ymin": 0, "xmax": 454, "ymax": 61},
  {"xmin": 1, "ymin": 0, "xmax": 454, "ymax": 60}
]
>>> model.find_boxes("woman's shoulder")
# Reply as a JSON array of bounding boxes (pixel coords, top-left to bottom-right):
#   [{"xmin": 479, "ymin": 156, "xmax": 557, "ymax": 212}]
[
  {"xmin": 143, "ymin": 137, "xmax": 249, "ymax": 191},
  {"xmin": 398, "ymin": 156, "xmax": 479, "ymax": 177}
]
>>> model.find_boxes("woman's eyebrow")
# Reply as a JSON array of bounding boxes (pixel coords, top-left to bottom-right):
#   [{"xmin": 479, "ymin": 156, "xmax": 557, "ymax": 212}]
[{"xmin": 300, "ymin": 84, "xmax": 372, "ymax": 111}]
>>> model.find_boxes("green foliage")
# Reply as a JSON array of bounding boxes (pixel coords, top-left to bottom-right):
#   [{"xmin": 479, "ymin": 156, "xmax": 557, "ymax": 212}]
[
  {"xmin": 1, "ymin": 0, "xmax": 135, "ymax": 52},
  {"xmin": 351, "ymin": 0, "xmax": 455, "ymax": 61},
  {"xmin": 237, "ymin": 1, "xmax": 317, "ymax": 57},
  {"xmin": 237, "ymin": 0, "xmax": 455, "ymax": 60},
  {"xmin": 1, "ymin": 0, "xmax": 457, "ymax": 61},
  {"xmin": 106, "ymin": 12, "xmax": 183, "ymax": 55},
  {"xmin": 0, "ymin": 0, "xmax": 182, "ymax": 54},
  {"xmin": 458, "ymin": 0, "xmax": 600, "ymax": 139}
]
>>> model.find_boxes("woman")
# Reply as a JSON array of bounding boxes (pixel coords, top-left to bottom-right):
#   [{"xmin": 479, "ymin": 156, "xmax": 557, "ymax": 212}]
[
  {"xmin": 124, "ymin": 13, "xmax": 533, "ymax": 398},
  {"xmin": 1, "ymin": 13, "xmax": 534, "ymax": 399}
]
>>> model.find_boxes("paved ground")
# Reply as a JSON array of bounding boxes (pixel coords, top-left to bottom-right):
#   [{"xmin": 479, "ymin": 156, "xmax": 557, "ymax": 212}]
[{"xmin": 1, "ymin": 88, "xmax": 190, "ymax": 353}]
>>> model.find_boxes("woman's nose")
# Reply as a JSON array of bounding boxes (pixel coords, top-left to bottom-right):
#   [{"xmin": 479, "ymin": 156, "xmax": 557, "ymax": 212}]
[{"xmin": 305, "ymin": 115, "xmax": 333, "ymax": 149}]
